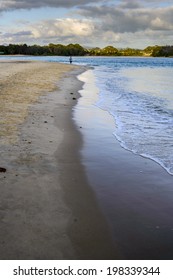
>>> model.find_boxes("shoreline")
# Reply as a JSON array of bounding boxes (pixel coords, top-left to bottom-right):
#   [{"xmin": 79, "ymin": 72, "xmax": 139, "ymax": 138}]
[
  {"xmin": 0, "ymin": 61, "xmax": 118, "ymax": 259},
  {"xmin": 75, "ymin": 69, "xmax": 173, "ymax": 260},
  {"xmin": 55, "ymin": 70, "xmax": 119, "ymax": 259}
]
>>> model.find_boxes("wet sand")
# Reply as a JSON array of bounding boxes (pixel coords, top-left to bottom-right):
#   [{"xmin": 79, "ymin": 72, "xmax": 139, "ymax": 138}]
[
  {"xmin": 0, "ymin": 61, "xmax": 117, "ymax": 259},
  {"xmin": 75, "ymin": 69, "xmax": 173, "ymax": 260}
]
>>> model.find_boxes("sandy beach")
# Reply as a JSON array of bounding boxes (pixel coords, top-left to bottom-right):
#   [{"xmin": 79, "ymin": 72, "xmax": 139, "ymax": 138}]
[{"xmin": 0, "ymin": 60, "xmax": 117, "ymax": 260}]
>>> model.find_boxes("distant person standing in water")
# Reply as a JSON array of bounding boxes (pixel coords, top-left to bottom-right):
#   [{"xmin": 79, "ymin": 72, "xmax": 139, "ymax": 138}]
[{"xmin": 69, "ymin": 56, "xmax": 72, "ymax": 64}]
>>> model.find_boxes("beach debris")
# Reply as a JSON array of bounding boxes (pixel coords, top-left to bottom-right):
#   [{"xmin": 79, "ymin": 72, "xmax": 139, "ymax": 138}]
[
  {"xmin": 44, "ymin": 121, "xmax": 48, "ymax": 123},
  {"xmin": 73, "ymin": 97, "xmax": 76, "ymax": 100},
  {"xmin": 70, "ymin": 92, "xmax": 74, "ymax": 95},
  {"xmin": 0, "ymin": 167, "xmax": 6, "ymax": 173}
]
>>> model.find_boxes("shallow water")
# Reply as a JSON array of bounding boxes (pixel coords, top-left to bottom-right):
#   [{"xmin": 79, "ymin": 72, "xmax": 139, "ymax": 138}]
[{"xmin": 93, "ymin": 60, "xmax": 173, "ymax": 175}]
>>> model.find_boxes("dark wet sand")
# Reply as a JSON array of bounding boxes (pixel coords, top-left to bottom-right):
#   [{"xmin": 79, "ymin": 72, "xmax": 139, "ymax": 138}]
[{"xmin": 74, "ymin": 69, "xmax": 173, "ymax": 260}]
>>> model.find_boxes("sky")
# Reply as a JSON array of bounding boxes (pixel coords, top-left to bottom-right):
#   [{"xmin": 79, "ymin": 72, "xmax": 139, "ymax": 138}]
[{"xmin": 0, "ymin": 0, "xmax": 173, "ymax": 49}]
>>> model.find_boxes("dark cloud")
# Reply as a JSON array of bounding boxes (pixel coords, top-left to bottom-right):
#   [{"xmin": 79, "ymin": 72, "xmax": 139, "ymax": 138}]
[
  {"xmin": 78, "ymin": 4, "xmax": 173, "ymax": 33},
  {"xmin": 2, "ymin": 30, "xmax": 32, "ymax": 39},
  {"xmin": 10, "ymin": 31, "xmax": 32, "ymax": 36},
  {"xmin": 0, "ymin": 0, "xmax": 102, "ymax": 12},
  {"xmin": 120, "ymin": 0, "xmax": 142, "ymax": 9}
]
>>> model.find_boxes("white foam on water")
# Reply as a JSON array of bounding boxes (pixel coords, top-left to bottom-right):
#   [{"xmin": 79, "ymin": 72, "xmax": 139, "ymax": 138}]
[{"xmin": 93, "ymin": 60, "xmax": 173, "ymax": 176}]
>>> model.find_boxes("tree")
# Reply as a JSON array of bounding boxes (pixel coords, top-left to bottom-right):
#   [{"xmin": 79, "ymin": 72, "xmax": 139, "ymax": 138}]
[
  {"xmin": 100, "ymin": 46, "xmax": 119, "ymax": 56},
  {"xmin": 65, "ymin": 43, "xmax": 86, "ymax": 56}
]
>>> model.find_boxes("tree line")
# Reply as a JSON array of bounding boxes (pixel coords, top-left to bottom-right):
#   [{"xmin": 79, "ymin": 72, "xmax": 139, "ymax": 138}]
[
  {"xmin": 0, "ymin": 43, "xmax": 173, "ymax": 57},
  {"xmin": 0, "ymin": 43, "xmax": 87, "ymax": 56}
]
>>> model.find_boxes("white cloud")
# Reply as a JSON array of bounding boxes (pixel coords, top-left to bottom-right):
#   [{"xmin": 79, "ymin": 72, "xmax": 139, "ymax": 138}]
[
  {"xmin": 31, "ymin": 18, "xmax": 94, "ymax": 39},
  {"xmin": 151, "ymin": 17, "xmax": 172, "ymax": 30}
]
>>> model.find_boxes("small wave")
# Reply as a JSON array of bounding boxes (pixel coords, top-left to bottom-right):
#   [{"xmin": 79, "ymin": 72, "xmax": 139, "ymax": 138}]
[{"xmin": 94, "ymin": 61, "xmax": 173, "ymax": 176}]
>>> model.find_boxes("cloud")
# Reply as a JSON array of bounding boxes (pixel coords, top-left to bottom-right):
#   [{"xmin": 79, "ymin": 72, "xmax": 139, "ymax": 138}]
[
  {"xmin": 0, "ymin": 18, "xmax": 96, "ymax": 45},
  {"xmin": 78, "ymin": 4, "xmax": 173, "ymax": 33},
  {"xmin": 31, "ymin": 18, "xmax": 94, "ymax": 38},
  {"xmin": 0, "ymin": 30, "xmax": 33, "ymax": 44},
  {"xmin": 5, "ymin": 31, "xmax": 32, "ymax": 37},
  {"xmin": 0, "ymin": 0, "xmax": 102, "ymax": 12},
  {"xmin": 119, "ymin": 0, "xmax": 142, "ymax": 9}
]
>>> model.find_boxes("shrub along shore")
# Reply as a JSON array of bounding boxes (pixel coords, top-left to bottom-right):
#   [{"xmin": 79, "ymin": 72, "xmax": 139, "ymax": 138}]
[{"xmin": 0, "ymin": 43, "xmax": 173, "ymax": 57}]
